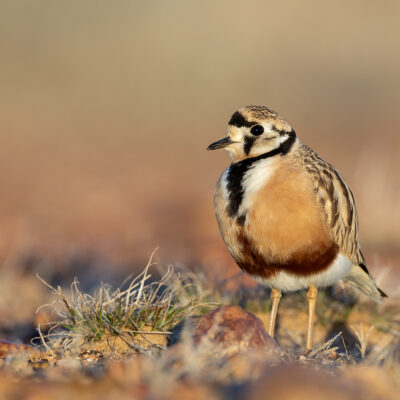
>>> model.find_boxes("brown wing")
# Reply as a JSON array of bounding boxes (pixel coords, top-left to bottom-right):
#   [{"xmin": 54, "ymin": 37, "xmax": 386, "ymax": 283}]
[
  {"xmin": 300, "ymin": 144, "xmax": 363, "ymax": 265},
  {"xmin": 301, "ymin": 144, "xmax": 387, "ymax": 299}
]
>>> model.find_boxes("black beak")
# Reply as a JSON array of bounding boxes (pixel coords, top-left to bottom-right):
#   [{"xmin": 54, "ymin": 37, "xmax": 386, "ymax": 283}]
[{"xmin": 207, "ymin": 136, "xmax": 234, "ymax": 150}]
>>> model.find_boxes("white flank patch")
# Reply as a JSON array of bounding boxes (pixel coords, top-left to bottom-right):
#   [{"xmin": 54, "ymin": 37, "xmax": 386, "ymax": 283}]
[
  {"xmin": 251, "ymin": 253, "xmax": 353, "ymax": 292},
  {"xmin": 238, "ymin": 157, "xmax": 277, "ymax": 219}
]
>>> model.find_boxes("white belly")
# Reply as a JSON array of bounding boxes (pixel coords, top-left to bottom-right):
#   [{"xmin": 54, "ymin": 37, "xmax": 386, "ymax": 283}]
[{"xmin": 251, "ymin": 253, "xmax": 353, "ymax": 292}]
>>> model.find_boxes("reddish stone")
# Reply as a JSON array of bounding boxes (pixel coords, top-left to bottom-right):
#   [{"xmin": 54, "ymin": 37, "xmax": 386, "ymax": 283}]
[{"xmin": 194, "ymin": 305, "xmax": 280, "ymax": 355}]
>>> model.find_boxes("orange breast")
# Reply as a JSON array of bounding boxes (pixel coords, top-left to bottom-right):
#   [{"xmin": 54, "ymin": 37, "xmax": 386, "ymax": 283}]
[{"xmin": 238, "ymin": 162, "xmax": 338, "ymax": 278}]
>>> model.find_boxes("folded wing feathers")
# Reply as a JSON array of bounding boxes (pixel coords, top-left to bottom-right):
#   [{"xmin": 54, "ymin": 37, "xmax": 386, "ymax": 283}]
[{"xmin": 344, "ymin": 264, "xmax": 387, "ymax": 302}]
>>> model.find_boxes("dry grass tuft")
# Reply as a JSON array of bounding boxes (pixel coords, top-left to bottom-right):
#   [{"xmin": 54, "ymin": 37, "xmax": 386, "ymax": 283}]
[{"xmin": 35, "ymin": 251, "xmax": 214, "ymax": 357}]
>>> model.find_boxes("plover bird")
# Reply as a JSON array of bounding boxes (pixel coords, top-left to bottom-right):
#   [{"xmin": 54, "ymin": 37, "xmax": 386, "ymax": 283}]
[{"xmin": 207, "ymin": 105, "xmax": 386, "ymax": 351}]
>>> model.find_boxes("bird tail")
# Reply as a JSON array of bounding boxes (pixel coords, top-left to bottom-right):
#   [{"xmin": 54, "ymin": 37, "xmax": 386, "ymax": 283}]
[{"xmin": 344, "ymin": 264, "xmax": 387, "ymax": 303}]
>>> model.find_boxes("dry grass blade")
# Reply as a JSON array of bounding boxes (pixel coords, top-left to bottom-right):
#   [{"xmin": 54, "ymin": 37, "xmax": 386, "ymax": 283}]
[
  {"xmin": 308, "ymin": 332, "xmax": 342, "ymax": 358},
  {"xmin": 351, "ymin": 323, "xmax": 375, "ymax": 359},
  {"xmin": 135, "ymin": 247, "xmax": 158, "ymax": 307}
]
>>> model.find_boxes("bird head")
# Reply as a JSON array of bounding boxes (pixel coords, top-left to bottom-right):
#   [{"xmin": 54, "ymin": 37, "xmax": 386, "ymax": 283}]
[{"xmin": 207, "ymin": 105, "xmax": 297, "ymax": 161}]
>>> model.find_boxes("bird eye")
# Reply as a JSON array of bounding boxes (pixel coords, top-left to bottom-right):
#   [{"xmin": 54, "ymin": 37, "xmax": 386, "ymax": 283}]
[{"xmin": 250, "ymin": 125, "xmax": 264, "ymax": 136}]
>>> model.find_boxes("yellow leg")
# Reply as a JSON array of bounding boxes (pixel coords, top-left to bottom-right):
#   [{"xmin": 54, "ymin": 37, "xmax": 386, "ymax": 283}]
[
  {"xmin": 268, "ymin": 288, "xmax": 281, "ymax": 338},
  {"xmin": 306, "ymin": 284, "xmax": 318, "ymax": 352}
]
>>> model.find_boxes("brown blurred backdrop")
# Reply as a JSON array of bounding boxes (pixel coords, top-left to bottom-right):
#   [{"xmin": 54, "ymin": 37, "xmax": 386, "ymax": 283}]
[{"xmin": 0, "ymin": 1, "xmax": 399, "ymax": 274}]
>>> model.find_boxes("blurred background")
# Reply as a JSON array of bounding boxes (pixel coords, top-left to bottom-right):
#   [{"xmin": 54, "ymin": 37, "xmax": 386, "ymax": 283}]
[{"xmin": 0, "ymin": 0, "xmax": 399, "ymax": 288}]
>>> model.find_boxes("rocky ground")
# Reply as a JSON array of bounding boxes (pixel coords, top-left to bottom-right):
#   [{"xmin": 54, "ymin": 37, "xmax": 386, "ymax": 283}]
[{"xmin": 0, "ymin": 261, "xmax": 399, "ymax": 400}]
